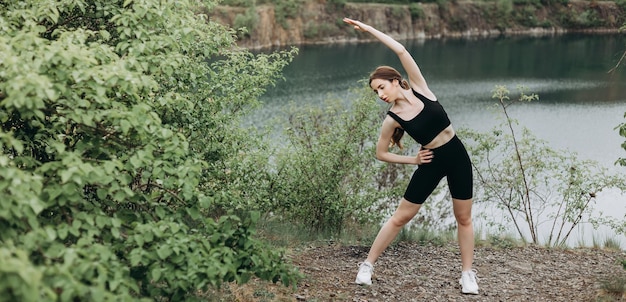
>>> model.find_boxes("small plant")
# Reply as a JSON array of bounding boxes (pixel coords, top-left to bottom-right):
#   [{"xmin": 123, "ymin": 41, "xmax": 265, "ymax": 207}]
[
  {"xmin": 269, "ymin": 87, "xmax": 394, "ymax": 233},
  {"xmin": 220, "ymin": 0, "xmax": 254, "ymax": 6},
  {"xmin": 271, "ymin": 0, "xmax": 303, "ymax": 29},
  {"xmin": 603, "ymin": 237, "xmax": 623, "ymax": 251},
  {"xmin": 397, "ymin": 226, "xmax": 451, "ymax": 246},
  {"xmin": 485, "ymin": 234, "xmax": 524, "ymax": 249},
  {"xmin": 514, "ymin": 5, "xmax": 539, "ymax": 27},
  {"xmin": 233, "ymin": 7, "xmax": 259, "ymax": 38},
  {"xmin": 461, "ymin": 86, "xmax": 626, "ymax": 247},
  {"xmin": 409, "ymin": 3, "xmax": 425, "ymax": 20},
  {"xmin": 391, "ymin": 5, "xmax": 406, "ymax": 19},
  {"xmin": 599, "ymin": 276, "xmax": 626, "ymax": 300}
]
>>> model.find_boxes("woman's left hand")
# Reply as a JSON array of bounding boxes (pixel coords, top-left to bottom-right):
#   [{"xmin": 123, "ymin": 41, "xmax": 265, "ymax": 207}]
[{"xmin": 343, "ymin": 18, "xmax": 369, "ymax": 32}]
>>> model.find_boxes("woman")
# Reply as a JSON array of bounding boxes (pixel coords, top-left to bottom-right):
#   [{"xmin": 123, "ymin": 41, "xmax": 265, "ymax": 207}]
[{"xmin": 343, "ymin": 18, "xmax": 479, "ymax": 295}]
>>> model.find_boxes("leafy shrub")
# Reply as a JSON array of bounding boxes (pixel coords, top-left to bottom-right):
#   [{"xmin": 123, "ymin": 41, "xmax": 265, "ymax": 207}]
[
  {"xmin": 269, "ymin": 87, "xmax": 410, "ymax": 233},
  {"xmin": 0, "ymin": 0, "xmax": 301, "ymax": 300},
  {"xmin": 271, "ymin": 0, "xmax": 303, "ymax": 29},
  {"xmin": 409, "ymin": 3, "xmax": 426, "ymax": 20},
  {"xmin": 460, "ymin": 86, "xmax": 626, "ymax": 246},
  {"xmin": 615, "ymin": 109, "xmax": 626, "ymax": 237},
  {"xmin": 514, "ymin": 5, "xmax": 540, "ymax": 27},
  {"xmin": 617, "ymin": 0, "xmax": 626, "ymax": 12},
  {"xmin": 221, "ymin": 0, "xmax": 255, "ymax": 6},
  {"xmin": 559, "ymin": 8, "xmax": 603, "ymax": 28},
  {"xmin": 234, "ymin": 7, "xmax": 260, "ymax": 38},
  {"xmin": 303, "ymin": 21, "xmax": 339, "ymax": 39},
  {"xmin": 391, "ymin": 5, "xmax": 406, "ymax": 19}
]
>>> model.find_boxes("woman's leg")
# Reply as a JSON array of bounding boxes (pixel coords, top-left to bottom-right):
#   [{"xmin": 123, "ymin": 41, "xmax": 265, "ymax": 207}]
[
  {"xmin": 452, "ymin": 198, "xmax": 474, "ymax": 271},
  {"xmin": 365, "ymin": 198, "xmax": 421, "ymax": 264}
]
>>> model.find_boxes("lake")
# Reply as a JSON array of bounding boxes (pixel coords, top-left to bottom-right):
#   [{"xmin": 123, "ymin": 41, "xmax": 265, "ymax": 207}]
[{"xmin": 254, "ymin": 33, "xmax": 626, "ymax": 247}]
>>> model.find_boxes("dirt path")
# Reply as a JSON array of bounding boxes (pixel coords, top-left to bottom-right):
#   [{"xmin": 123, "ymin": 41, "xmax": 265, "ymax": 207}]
[{"xmin": 284, "ymin": 242, "xmax": 626, "ymax": 302}]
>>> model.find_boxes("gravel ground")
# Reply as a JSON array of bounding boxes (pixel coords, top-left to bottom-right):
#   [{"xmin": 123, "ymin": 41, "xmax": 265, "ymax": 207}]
[{"xmin": 285, "ymin": 242, "xmax": 626, "ymax": 302}]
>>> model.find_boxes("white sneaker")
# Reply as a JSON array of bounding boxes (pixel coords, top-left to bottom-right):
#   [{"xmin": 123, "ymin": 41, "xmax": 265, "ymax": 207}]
[
  {"xmin": 459, "ymin": 269, "xmax": 479, "ymax": 294},
  {"xmin": 355, "ymin": 261, "xmax": 373, "ymax": 285}
]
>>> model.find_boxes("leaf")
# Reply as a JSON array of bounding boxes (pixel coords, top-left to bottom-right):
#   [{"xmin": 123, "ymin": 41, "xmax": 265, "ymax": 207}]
[
  {"xmin": 120, "ymin": 120, "xmax": 131, "ymax": 134},
  {"xmin": 130, "ymin": 251, "xmax": 142, "ymax": 266},
  {"xmin": 156, "ymin": 246, "xmax": 172, "ymax": 260},
  {"xmin": 134, "ymin": 234, "xmax": 144, "ymax": 247},
  {"xmin": 58, "ymin": 225, "xmax": 68, "ymax": 240},
  {"xmin": 186, "ymin": 207, "xmax": 200, "ymax": 220},
  {"xmin": 96, "ymin": 188, "xmax": 107, "ymax": 200},
  {"xmin": 151, "ymin": 267, "xmax": 162, "ymax": 282},
  {"xmin": 95, "ymin": 215, "xmax": 108, "ymax": 228},
  {"xmin": 111, "ymin": 227, "xmax": 120, "ymax": 239}
]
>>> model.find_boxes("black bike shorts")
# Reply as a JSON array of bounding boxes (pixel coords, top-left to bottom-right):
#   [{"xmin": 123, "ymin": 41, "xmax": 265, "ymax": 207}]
[{"xmin": 404, "ymin": 135, "xmax": 473, "ymax": 204}]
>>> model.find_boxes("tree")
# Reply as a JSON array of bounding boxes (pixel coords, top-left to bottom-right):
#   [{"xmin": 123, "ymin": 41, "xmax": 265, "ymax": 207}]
[{"xmin": 0, "ymin": 0, "xmax": 300, "ymax": 300}]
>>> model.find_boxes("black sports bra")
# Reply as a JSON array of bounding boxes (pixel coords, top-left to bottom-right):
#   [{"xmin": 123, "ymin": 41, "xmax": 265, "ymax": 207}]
[{"xmin": 387, "ymin": 89, "xmax": 451, "ymax": 146}]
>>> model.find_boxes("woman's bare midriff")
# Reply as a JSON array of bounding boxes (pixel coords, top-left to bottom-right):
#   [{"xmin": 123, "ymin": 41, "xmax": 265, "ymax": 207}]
[{"xmin": 422, "ymin": 125, "xmax": 455, "ymax": 149}]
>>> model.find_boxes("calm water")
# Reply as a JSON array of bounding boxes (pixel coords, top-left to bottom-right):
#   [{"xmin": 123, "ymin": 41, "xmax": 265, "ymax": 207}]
[{"xmin": 255, "ymin": 33, "xmax": 626, "ymax": 246}]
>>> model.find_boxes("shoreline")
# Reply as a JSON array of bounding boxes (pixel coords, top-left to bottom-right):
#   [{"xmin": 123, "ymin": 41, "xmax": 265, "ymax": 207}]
[{"xmin": 249, "ymin": 27, "xmax": 624, "ymax": 51}]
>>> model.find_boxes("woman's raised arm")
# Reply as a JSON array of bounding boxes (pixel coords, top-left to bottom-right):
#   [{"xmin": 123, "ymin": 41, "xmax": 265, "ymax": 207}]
[{"xmin": 343, "ymin": 18, "xmax": 434, "ymax": 98}]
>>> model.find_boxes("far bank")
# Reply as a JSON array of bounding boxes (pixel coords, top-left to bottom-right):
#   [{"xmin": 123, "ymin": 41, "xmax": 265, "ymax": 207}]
[{"xmin": 206, "ymin": 0, "xmax": 625, "ymax": 49}]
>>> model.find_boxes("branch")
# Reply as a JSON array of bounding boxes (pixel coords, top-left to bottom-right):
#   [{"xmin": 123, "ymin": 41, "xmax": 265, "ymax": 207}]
[{"xmin": 608, "ymin": 50, "xmax": 626, "ymax": 74}]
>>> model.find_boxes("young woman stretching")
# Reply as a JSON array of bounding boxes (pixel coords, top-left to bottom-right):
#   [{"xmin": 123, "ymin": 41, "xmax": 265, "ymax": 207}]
[{"xmin": 343, "ymin": 17, "xmax": 479, "ymax": 295}]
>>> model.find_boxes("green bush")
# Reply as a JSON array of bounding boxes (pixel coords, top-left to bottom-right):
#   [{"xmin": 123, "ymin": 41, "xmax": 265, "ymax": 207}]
[
  {"xmin": 559, "ymin": 8, "xmax": 603, "ymax": 28},
  {"xmin": 221, "ymin": 0, "xmax": 255, "ymax": 6},
  {"xmin": 391, "ymin": 5, "xmax": 407, "ymax": 19},
  {"xmin": 617, "ymin": 112, "xmax": 626, "ymax": 234},
  {"xmin": 268, "ymin": 87, "xmax": 409, "ymax": 233},
  {"xmin": 617, "ymin": 0, "xmax": 626, "ymax": 12},
  {"xmin": 234, "ymin": 7, "xmax": 260, "ymax": 38},
  {"xmin": 0, "ymin": 0, "xmax": 301, "ymax": 300},
  {"xmin": 514, "ymin": 5, "xmax": 540, "ymax": 27},
  {"xmin": 409, "ymin": 3, "xmax": 426, "ymax": 20},
  {"xmin": 303, "ymin": 21, "xmax": 339, "ymax": 39},
  {"xmin": 271, "ymin": 0, "xmax": 303, "ymax": 29},
  {"xmin": 460, "ymin": 86, "xmax": 626, "ymax": 246}
]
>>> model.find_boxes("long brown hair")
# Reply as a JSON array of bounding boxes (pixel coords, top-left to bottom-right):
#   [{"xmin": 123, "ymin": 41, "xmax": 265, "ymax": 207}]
[{"xmin": 369, "ymin": 66, "xmax": 408, "ymax": 149}]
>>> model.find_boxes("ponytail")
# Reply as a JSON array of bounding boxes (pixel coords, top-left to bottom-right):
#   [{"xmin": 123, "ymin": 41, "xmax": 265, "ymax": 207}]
[
  {"xmin": 390, "ymin": 127, "xmax": 405, "ymax": 149},
  {"xmin": 399, "ymin": 79, "xmax": 409, "ymax": 90}
]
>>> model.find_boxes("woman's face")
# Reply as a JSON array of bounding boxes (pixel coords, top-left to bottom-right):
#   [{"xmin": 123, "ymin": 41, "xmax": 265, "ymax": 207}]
[{"xmin": 370, "ymin": 78, "xmax": 399, "ymax": 103}]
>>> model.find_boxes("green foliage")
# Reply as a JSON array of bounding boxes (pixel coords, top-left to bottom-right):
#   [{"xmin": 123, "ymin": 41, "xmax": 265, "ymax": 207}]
[
  {"xmin": 599, "ymin": 276, "xmax": 626, "ymax": 300},
  {"xmin": 484, "ymin": 234, "xmax": 524, "ymax": 249},
  {"xmin": 617, "ymin": 0, "xmax": 626, "ymax": 13},
  {"xmin": 303, "ymin": 21, "xmax": 339, "ymax": 39},
  {"xmin": 618, "ymin": 112, "xmax": 626, "ymax": 167},
  {"xmin": 271, "ymin": 0, "xmax": 303, "ymax": 29},
  {"xmin": 327, "ymin": 0, "xmax": 348, "ymax": 9},
  {"xmin": 513, "ymin": 5, "xmax": 540, "ymax": 27},
  {"xmin": 0, "ymin": 0, "xmax": 301, "ymax": 300},
  {"xmin": 559, "ymin": 8, "xmax": 604, "ymax": 28},
  {"xmin": 409, "ymin": 3, "xmax": 426, "ymax": 20},
  {"xmin": 460, "ymin": 86, "xmax": 626, "ymax": 247},
  {"xmin": 391, "ymin": 5, "xmax": 406, "ymax": 19},
  {"xmin": 268, "ymin": 87, "xmax": 406, "ymax": 233},
  {"xmin": 397, "ymin": 226, "xmax": 452, "ymax": 246},
  {"xmin": 234, "ymin": 7, "xmax": 260, "ymax": 38},
  {"xmin": 221, "ymin": 0, "xmax": 255, "ymax": 6},
  {"xmin": 512, "ymin": 0, "xmax": 541, "ymax": 5}
]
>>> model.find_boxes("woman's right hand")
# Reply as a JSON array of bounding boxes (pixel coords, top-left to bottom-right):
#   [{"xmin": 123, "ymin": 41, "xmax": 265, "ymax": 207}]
[{"xmin": 416, "ymin": 149, "xmax": 434, "ymax": 165}]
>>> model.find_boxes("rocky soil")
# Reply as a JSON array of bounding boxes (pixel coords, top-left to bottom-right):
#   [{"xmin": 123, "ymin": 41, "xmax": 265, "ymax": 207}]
[{"xmin": 219, "ymin": 242, "xmax": 626, "ymax": 301}]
